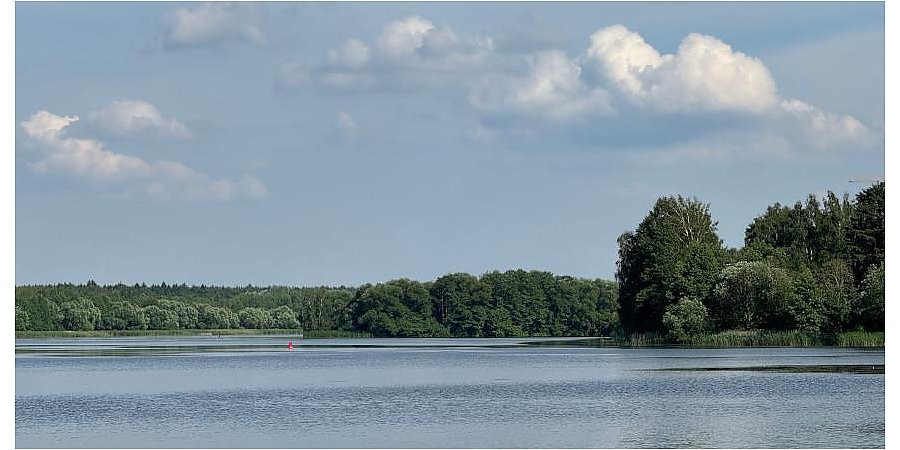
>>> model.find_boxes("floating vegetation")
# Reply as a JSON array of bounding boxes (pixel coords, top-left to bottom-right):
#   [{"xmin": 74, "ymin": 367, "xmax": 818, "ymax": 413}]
[{"xmin": 651, "ymin": 364, "xmax": 884, "ymax": 374}]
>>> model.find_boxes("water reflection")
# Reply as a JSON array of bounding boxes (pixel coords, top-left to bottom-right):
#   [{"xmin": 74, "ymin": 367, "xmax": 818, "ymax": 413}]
[{"xmin": 16, "ymin": 337, "xmax": 884, "ymax": 448}]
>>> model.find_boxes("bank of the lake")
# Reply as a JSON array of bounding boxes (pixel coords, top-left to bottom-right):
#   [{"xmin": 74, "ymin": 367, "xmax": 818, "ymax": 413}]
[
  {"xmin": 15, "ymin": 329, "xmax": 884, "ymax": 348},
  {"xmin": 611, "ymin": 330, "xmax": 885, "ymax": 348}
]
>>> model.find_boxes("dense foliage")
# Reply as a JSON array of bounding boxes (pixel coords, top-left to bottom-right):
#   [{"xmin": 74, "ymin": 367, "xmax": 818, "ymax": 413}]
[
  {"xmin": 616, "ymin": 196, "xmax": 725, "ymax": 333},
  {"xmin": 15, "ymin": 272, "xmax": 619, "ymax": 337},
  {"xmin": 617, "ymin": 183, "xmax": 885, "ymax": 341},
  {"xmin": 15, "ymin": 183, "xmax": 884, "ymax": 342}
]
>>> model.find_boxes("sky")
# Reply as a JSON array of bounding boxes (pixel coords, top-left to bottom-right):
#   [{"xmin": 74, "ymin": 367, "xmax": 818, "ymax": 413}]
[{"xmin": 15, "ymin": 2, "xmax": 885, "ymax": 287}]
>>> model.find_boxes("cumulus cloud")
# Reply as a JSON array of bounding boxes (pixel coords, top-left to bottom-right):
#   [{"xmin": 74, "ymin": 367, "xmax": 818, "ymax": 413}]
[
  {"xmin": 326, "ymin": 39, "xmax": 371, "ymax": 69},
  {"xmin": 163, "ymin": 3, "xmax": 264, "ymax": 49},
  {"xmin": 88, "ymin": 100, "xmax": 190, "ymax": 139},
  {"xmin": 20, "ymin": 111, "xmax": 266, "ymax": 201},
  {"xmin": 583, "ymin": 25, "xmax": 779, "ymax": 113},
  {"xmin": 779, "ymin": 99, "xmax": 874, "ymax": 148},
  {"xmin": 577, "ymin": 25, "xmax": 877, "ymax": 152},
  {"xmin": 300, "ymin": 16, "xmax": 496, "ymax": 91},
  {"xmin": 278, "ymin": 18, "xmax": 877, "ymax": 154},
  {"xmin": 376, "ymin": 17, "xmax": 435, "ymax": 58},
  {"xmin": 469, "ymin": 50, "xmax": 614, "ymax": 121}
]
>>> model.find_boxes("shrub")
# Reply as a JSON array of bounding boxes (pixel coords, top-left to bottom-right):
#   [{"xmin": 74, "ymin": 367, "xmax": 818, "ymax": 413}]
[{"xmin": 662, "ymin": 297, "xmax": 710, "ymax": 343}]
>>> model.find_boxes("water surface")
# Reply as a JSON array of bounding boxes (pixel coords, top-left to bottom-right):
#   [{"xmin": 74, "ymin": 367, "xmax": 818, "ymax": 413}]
[{"xmin": 16, "ymin": 337, "xmax": 885, "ymax": 448}]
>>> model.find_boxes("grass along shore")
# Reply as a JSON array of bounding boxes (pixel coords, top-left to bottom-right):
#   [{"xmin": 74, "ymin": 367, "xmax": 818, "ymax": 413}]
[
  {"xmin": 15, "ymin": 328, "xmax": 883, "ymax": 347},
  {"xmin": 611, "ymin": 330, "xmax": 884, "ymax": 347}
]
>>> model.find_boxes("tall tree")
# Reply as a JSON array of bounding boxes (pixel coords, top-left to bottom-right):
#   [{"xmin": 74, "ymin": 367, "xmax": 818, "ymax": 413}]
[
  {"xmin": 710, "ymin": 261, "xmax": 795, "ymax": 330},
  {"xmin": 847, "ymin": 182, "xmax": 885, "ymax": 283},
  {"xmin": 616, "ymin": 196, "xmax": 724, "ymax": 332},
  {"xmin": 854, "ymin": 262, "xmax": 885, "ymax": 331},
  {"xmin": 430, "ymin": 273, "xmax": 489, "ymax": 337},
  {"xmin": 60, "ymin": 298, "xmax": 101, "ymax": 331}
]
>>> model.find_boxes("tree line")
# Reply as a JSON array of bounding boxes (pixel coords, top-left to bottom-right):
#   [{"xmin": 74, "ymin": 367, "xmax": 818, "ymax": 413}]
[
  {"xmin": 15, "ymin": 272, "xmax": 619, "ymax": 337},
  {"xmin": 15, "ymin": 182, "xmax": 883, "ymax": 340},
  {"xmin": 617, "ymin": 182, "xmax": 884, "ymax": 342}
]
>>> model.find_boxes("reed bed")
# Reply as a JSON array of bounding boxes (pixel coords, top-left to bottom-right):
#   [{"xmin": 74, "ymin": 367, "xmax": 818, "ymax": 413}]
[
  {"xmin": 611, "ymin": 330, "xmax": 884, "ymax": 347},
  {"xmin": 835, "ymin": 331, "xmax": 885, "ymax": 347}
]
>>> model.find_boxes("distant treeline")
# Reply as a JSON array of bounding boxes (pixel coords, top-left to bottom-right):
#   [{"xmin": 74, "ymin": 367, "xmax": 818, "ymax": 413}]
[
  {"xmin": 15, "ymin": 182, "xmax": 884, "ymax": 342},
  {"xmin": 617, "ymin": 182, "xmax": 884, "ymax": 342},
  {"xmin": 15, "ymin": 272, "xmax": 619, "ymax": 338}
]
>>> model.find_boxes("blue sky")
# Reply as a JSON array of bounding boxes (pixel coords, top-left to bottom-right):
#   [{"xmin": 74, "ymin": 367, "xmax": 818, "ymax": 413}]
[{"xmin": 15, "ymin": 2, "xmax": 885, "ymax": 286}]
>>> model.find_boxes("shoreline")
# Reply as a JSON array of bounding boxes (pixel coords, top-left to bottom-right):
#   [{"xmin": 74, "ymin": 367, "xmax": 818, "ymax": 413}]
[{"xmin": 15, "ymin": 330, "xmax": 884, "ymax": 348}]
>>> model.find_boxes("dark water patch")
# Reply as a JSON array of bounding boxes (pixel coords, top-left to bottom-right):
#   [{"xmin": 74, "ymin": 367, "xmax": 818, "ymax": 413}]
[{"xmin": 651, "ymin": 364, "xmax": 884, "ymax": 374}]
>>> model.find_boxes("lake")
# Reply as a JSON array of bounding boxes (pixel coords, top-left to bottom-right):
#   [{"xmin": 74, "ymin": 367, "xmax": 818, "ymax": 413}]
[{"xmin": 15, "ymin": 336, "xmax": 885, "ymax": 448}]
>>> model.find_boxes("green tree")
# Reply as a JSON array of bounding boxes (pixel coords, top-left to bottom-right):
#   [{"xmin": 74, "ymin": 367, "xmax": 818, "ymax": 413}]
[
  {"xmin": 745, "ymin": 192, "xmax": 853, "ymax": 270},
  {"xmin": 59, "ymin": 298, "xmax": 101, "ymax": 331},
  {"xmin": 711, "ymin": 261, "xmax": 795, "ymax": 330},
  {"xmin": 269, "ymin": 305, "xmax": 300, "ymax": 329},
  {"xmin": 853, "ymin": 262, "xmax": 884, "ymax": 331},
  {"xmin": 430, "ymin": 273, "xmax": 489, "ymax": 337},
  {"xmin": 142, "ymin": 305, "xmax": 178, "ymax": 330},
  {"xmin": 480, "ymin": 270, "xmax": 554, "ymax": 336},
  {"xmin": 480, "ymin": 307, "xmax": 519, "ymax": 337},
  {"xmin": 847, "ymin": 182, "xmax": 884, "ymax": 283},
  {"xmin": 662, "ymin": 297, "xmax": 710, "ymax": 343},
  {"xmin": 15, "ymin": 306, "xmax": 29, "ymax": 331},
  {"xmin": 617, "ymin": 196, "xmax": 724, "ymax": 332},
  {"xmin": 100, "ymin": 301, "xmax": 149, "ymax": 330},
  {"xmin": 239, "ymin": 307, "xmax": 272, "ymax": 329},
  {"xmin": 788, "ymin": 267, "xmax": 826, "ymax": 333},
  {"xmin": 15, "ymin": 292, "xmax": 62, "ymax": 331},
  {"xmin": 815, "ymin": 259, "xmax": 854, "ymax": 332},
  {"xmin": 351, "ymin": 280, "xmax": 447, "ymax": 337},
  {"xmin": 196, "ymin": 304, "xmax": 236, "ymax": 329},
  {"xmin": 158, "ymin": 300, "xmax": 199, "ymax": 329}
]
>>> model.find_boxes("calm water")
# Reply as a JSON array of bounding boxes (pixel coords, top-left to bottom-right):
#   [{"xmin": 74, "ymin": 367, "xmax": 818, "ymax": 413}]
[{"xmin": 16, "ymin": 337, "xmax": 884, "ymax": 448}]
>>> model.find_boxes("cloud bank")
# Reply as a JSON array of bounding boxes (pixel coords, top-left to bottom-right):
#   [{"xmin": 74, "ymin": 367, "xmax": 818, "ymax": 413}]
[
  {"xmin": 20, "ymin": 111, "xmax": 267, "ymax": 202},
  {"xmin": 279, "ymin": 18, "xmax": 878, "ymax": 156}
]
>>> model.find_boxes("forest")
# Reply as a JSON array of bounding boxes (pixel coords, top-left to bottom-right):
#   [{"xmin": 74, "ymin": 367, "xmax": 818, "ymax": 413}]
[
  {"xmin": 617, "ymin": 182, "xmax": 884, "ymax": 343},
  {"xmin": 15, "ymin": 182, "xmax": 884, "ymax": 342},
  {"xmin": 15, "ymin": 273, "xmax": 618, "ymax": 338}
]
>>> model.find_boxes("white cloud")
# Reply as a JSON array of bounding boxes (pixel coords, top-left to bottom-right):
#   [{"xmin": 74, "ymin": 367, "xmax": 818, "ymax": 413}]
[
  {"xmin": 376, "ymin": 16, "xmax": 436, "ymax": 58},
  {"xmin": 376, "ymin": 17, "xmax": 495, "ymax": 71},
  {"xmin": 163, "ymin": 3, "xmax": 264, "ymax": 49},
  {"xmin": 578, "ymin": 25, "xmax": 876, "ymax": 151},
  {"xmin": 20, "ymin": 111, "xmax": 79, "ymax": 141},
  {"xmin": 88, "ymin": 100, "xmax": 191, "ymax": 139},
  {"xmin": 304, "ymin": 16, "xmax": 495, "ymax": 91},
  {"xmin": 20, "ymin": 111, "xmax": 266, "ymax": 201},
  {"xmin": 326, "ymin": 39, "xmax": 371, "ymax": 69},
  {"xmin": 279, "ymin": 18, "xmax": 878, "ymax": 154},
  {"xmin": 469, "ymin": 50, "xmax": 614, "ymax": 121},
  {"xmin": 779, "ymin": 98, "xmax": 875, "ymax": 149},
  {"xmin": 584, "ymin": 25, "xmax": 779, "ymax": 113}
]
